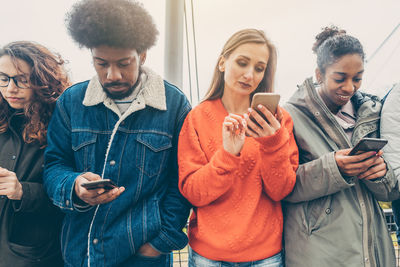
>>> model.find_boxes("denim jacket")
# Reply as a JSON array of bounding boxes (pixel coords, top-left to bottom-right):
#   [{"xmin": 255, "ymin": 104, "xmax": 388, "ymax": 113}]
[{"xmin": 44, "ymin": 67, "xmax": 191, "ymax": 267}]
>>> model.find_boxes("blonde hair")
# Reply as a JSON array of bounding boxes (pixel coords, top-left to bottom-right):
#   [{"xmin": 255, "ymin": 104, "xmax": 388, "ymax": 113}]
[{"xmin": 203, "ymin": 29, "xmax": 277, "ymax": 101}]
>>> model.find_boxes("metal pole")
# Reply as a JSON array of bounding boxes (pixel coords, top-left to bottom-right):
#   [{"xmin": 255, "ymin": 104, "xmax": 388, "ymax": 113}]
[
  {"xmin": 366, "ymin": 23, "xmax": 400, "ymax": 63},
  {"xmin": 164, "ymin": 0, "xmax": 184, "ymax": 88}
]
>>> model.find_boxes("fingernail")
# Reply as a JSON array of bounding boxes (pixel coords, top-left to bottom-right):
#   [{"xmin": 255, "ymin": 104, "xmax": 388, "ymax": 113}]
[{"xmin": 258, "ymin": 104, "xmax": 262, "ymax": 109}]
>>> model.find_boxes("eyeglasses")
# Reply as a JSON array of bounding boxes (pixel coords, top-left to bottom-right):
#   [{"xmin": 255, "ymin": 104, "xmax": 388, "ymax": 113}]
[{"xmin": 0, "ymin": 73, "xmax": 30, "ymax": 89}]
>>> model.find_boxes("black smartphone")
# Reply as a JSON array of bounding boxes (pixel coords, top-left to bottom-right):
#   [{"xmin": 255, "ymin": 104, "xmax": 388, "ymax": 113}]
[
  {"xmin": 81, "ymin": 179, "xmax": 117, "ymax": 190},
  {"xmin": 348, "ymin": 138, "xmax": 388, "ymax": 156}
]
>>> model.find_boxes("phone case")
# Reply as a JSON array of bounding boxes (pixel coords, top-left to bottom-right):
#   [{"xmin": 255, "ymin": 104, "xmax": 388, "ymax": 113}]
[{"xmin": 251, "ymin": 93, "xmax": 280, "ymax": 114}]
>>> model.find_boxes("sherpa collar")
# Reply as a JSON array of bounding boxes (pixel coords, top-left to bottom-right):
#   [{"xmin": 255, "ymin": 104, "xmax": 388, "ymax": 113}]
[{"xmin": 82, "ymin": 66, "xmax": 166, "ymax": 117}]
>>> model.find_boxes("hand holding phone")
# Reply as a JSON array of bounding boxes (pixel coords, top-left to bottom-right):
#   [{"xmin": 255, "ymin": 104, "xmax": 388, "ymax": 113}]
[
  {"xmin": 335, "ymin": 138, "xmax": 388, "ymax": 179},
  {"xmin": 75, "ymin": 173, "xmax": 124, "ymax": 206},
  {"xmin": 245, "ymin": 93, "xmax": 282, "ymax": 138},
  {"xmin": 335, "ymin": 148, "xmax": 385, "ymax": 178}
]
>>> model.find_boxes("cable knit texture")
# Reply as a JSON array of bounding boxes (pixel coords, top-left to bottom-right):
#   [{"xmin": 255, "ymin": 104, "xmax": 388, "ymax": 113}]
[{"xmin": 178, "ymin": 99, "xmax": 298, "ymax": 262}]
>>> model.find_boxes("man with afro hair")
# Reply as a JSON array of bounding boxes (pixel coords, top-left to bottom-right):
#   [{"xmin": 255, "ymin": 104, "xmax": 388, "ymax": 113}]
[{"xmin": 43, "ymin": 0, "xmax": 191, "ymax": 266}]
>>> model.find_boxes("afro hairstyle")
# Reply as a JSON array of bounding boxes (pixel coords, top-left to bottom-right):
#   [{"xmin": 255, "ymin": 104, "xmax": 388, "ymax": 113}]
[{"xmin": 66, "ymin": 0, "xmax": 158, "ymax": 52}]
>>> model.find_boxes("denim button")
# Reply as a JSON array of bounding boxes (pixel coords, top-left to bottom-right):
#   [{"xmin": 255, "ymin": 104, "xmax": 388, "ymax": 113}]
[
  {"xmin": 66, "ymin": 200, "xmax": 70, "ymax": 206},
  {"xmin": 325, "ymin": 208, "xmax": 331, "ymax": 214},
  {"xmin": 11, "ymin": 155, "xmax": 16, "ymax": 160},
  {"xmin": 110, "ymin": 160, "xmax": 116, "ymax": 166},
  {"xmin": 93, "ymin": 238, "xmax": 99, "ymax": 245}
]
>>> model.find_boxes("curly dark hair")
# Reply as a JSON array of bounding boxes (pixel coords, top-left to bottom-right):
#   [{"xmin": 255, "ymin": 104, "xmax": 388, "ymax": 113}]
[
  {"xmin": 66, "ymin": 0, "xmax": 158, "ymax": 52},
  {"xmin": 0, "ymin": 41, "xmax": 71, "ymax": 146},
  {"xmin": 312, "ymin": 25, "xmax": 365, "ymax": 74}
]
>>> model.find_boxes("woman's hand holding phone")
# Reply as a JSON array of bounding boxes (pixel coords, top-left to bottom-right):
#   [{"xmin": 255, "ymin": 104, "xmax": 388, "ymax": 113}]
[
  {"xmin": 222, "ymin": 113, "xmax": 246, "ymax": 156},
  {"xmin": 75, "ymin": 172, "xmax": 125, "ymax": 205},
  {"xmin": 335, "ymin": 149, "xmax": 387, "ymax": 179},
  {"xmin": 244, "ymin": 104, "xmax": 282, "ymax": 138}
]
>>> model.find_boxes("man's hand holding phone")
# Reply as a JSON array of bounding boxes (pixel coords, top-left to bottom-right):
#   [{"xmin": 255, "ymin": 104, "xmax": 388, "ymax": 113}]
[{"xmin": 74, "ymin": 172, "xmax": 125, "ymax": 206}]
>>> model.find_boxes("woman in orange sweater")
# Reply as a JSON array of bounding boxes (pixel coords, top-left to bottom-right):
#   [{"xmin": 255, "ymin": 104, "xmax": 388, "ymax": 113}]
[{"xmin": 178, "ymin": 29, "xmax": 298, "ymax": 266}]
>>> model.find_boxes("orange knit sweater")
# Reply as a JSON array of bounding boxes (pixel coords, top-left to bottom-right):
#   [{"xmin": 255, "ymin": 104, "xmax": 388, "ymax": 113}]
[{"xmin": 178, "ymin": 99, "xmax": 298, "ymax": 262}]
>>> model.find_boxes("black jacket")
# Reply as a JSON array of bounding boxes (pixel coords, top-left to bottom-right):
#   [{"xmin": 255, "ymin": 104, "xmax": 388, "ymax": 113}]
[{"xmin": 0, "ymin": 111, "xmax": 63, "ymax": 267}]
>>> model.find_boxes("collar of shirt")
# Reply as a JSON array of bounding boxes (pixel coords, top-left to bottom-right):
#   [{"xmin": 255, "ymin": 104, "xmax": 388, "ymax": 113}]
[{"xmin": 334, "ymin": 100, "xmax": 356, "ymax": 130}]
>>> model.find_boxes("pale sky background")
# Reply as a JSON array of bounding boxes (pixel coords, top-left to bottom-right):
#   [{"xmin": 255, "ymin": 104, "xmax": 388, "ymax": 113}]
[{"xmin": 1, "ymin": 0, "xmax": 400, "ymax": 105}]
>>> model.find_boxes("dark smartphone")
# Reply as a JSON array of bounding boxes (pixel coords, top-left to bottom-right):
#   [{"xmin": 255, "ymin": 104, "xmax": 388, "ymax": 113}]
[
  {"xmin": 348, "ymin": 138, "xmax": 388, "ymax": 156},
  {"xmin": 81, "ymin": 179, "xmax": 117, "ymax": 190}
]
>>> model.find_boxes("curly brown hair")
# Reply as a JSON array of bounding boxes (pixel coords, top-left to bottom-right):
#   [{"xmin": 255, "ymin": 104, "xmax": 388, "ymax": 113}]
[
  {"xmin": 0, "ymin": 41, "xmax": 71, "ymax": 146},
  {"xmin": 66, "ymin": 0, "xmax": 158, "ymax": 52}
]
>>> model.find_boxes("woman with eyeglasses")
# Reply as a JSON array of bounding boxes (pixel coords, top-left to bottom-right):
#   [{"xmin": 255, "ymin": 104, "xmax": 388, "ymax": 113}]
[{"xmin": 0, "ymin": 41, "xmax": 70, "ymax": 267}]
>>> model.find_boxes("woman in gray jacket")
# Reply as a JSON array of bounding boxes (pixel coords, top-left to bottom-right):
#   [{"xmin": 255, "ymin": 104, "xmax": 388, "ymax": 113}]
[{"xmin": 283, "ymin": 26, "xmax": 399, "ymax": 267}]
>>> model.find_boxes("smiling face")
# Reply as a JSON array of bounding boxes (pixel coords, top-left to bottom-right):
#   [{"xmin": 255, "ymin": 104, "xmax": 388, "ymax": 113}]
[
  {"xmin": 0, "ymin": 55, "xmax": 33, "ymax": 110},
  {"xmin": 317, "ymin": 53, "xmax": 364, "ymax": 114},
  {"xmin": 219, "ymin": 42, "xmax": 269, "ymax": 98},
  {"xmin": 92, "ymin": 45, "xmax": 146, "ymax": 99}
]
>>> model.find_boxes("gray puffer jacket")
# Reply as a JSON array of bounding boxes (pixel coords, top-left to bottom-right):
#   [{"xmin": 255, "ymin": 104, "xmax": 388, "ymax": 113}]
[{"xmin": 283, "ymin": 78, "xmax": 399, "ymax": 267}]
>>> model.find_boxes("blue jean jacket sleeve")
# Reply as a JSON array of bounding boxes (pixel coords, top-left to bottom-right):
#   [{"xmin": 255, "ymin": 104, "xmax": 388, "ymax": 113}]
[
  {"xmin": 149, "ymin": 102, "xmax": 192, "ymax": 253},
  {"xmin": 44, "ymin": 97, "xmax": 85, "ymax": 212}
]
